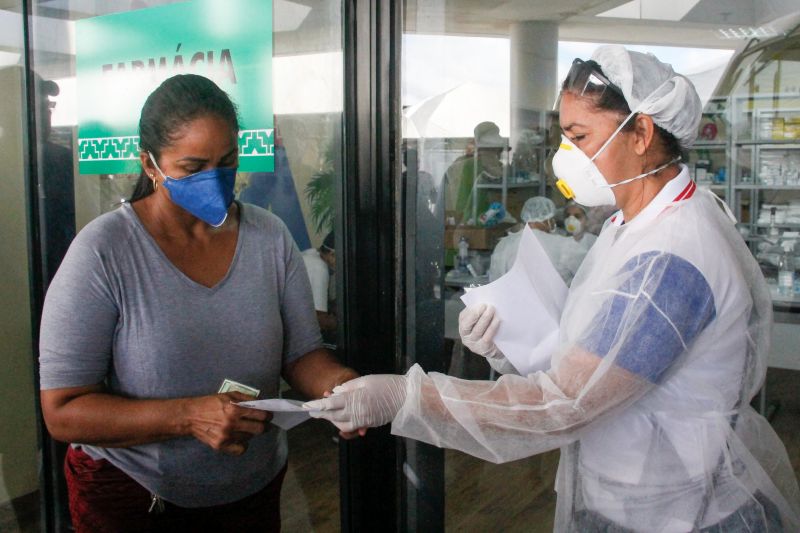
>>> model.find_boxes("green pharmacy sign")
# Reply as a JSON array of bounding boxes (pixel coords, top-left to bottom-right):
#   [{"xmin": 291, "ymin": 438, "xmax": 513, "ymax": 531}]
[{"xmin": 76, "ymin": 0, "xmax": 273, "ymax": 174}]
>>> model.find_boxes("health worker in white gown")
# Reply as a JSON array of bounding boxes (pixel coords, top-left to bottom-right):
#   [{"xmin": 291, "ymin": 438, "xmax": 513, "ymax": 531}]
[
  {"xmin": 488, "ymin": 196, "xmax": 591, "ymax": 286},
  {"xmin": 306, "ymin": 45, "xmax": 800, "ymax": 532},
  {"xmin": 563, "ymin": 200, "xmax": 598, "ymax": 250}
]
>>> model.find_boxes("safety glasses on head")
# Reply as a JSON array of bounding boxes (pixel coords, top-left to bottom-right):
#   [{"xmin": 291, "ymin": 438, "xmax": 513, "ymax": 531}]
[{"xmin": 564, "ymin": 58, "xmax": 624, "ymax": 100}]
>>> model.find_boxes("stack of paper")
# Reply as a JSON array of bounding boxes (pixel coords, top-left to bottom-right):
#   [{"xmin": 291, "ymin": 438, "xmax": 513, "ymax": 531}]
[
  {"xmin": 461, "ymin": 226, "xmax": 568, "ymax": 375},
  {"xmin": 237, "ymin": 398, "xmax": 319, "ymax": 430}
]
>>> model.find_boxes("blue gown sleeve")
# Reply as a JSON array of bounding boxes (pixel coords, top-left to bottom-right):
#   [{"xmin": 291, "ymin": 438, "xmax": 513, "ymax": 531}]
[{"xmin": 579, "ymin": 251, "xmax": 716, "ymax": 383}]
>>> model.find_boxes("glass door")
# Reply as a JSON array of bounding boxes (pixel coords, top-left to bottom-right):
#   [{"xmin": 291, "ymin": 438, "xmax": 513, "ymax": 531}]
[
  {"xmin": 401, "ymin": 6, "xmax": 561, "ymax": 530},
  {"xmin": 399, "ymin": 1, "xmax": 797, "ymax": 531},
  {"xmin": 27, "ymin": 1, "xmax": 346, "ymax": 530}
]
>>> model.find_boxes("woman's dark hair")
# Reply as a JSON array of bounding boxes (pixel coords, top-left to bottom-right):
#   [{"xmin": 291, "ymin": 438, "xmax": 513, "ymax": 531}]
[
  {"xmin": 130, "ymin": 74, "xmax": 240, "ymax": 202},
  {"xmin": 561, "ymin": 60, "xmax": 683, "ymax": 162}
]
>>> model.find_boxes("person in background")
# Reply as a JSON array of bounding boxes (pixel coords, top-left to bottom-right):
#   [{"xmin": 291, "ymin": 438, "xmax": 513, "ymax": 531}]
[
  {"xmin": 306, "ymin": 46, "xmax": 800, "ymax": 531},
  {"xmin": 563, "ymin": 200, "xmax": 598, "ymax": 250},
  {"xmin": 445, "ymin": 121, "xmax": 508, "ymax": 224},
  {"xmin": 302, "ymin": 231, "xmax": 337, "ymax": 343},
  {"xmin": 488, "ymin": 196, "xmax": 591, "ymax": 285},
  {"xmin": 37, "ymin": 75, "xmax": 76, "ymax": 280},
  {"xmin": 38, "ymin": 74, "xmax": 359, "ymax": 532}
]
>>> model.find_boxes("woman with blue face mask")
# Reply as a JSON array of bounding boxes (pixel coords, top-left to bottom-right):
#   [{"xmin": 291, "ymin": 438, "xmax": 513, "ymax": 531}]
[
  {"xmin": 38, "ymin": 74, "xmax": 359, "ymax": 532},
  {"xmin": 306, "ymin": 46, "xmax": 800, "ymax": 531}
]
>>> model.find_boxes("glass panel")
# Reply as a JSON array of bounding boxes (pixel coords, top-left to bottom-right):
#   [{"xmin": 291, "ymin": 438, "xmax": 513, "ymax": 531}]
[
  {"xmin": 401, "ymin": 1, "xmax": 800, "ymax": 531},
  {"xmin": 30, "ymin": 1, "xmax": 343, "ymax": 529},
  {"xmin": 722, "ymin": 33, "xmax": 800, "ymax": 294},
  {"xmin": 0, "ymin": 4, "xmax": 41, "ymax": 531},
  {"xmin": 402, "ymin": 8, "xmax": 568, "ymax": 532},
  {"xmin": 272, "ymin": 4, "xmax": 344, "ymax": 529}
]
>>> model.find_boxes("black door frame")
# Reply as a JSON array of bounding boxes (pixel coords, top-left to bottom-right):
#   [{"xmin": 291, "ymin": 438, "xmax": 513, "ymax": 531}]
[
  {"xmin": 339, "ymin": 1, "xmax": 446, "ymax": 530},
  {"xmin": 338, "ymin": 0, "xmax": 405, "ymax": 531}
]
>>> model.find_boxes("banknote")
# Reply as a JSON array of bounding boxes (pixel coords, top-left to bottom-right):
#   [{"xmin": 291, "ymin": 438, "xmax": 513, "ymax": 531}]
[{"xmin": 218, "ymin": 378, "xmax": 260, "ymax": 398}]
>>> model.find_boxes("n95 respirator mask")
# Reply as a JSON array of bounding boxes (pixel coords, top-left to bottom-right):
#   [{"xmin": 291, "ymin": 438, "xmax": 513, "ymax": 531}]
[
  {"xmin": 564, "ymin": 215, "xmax": 583, "ymax": 234},
  {"xmin": 552, "ymin": 134, "xmax": 680, "ymax": 208},
  {"xmin": 552, "ymin": 135, "xmax": 617, "ymax": 207}
]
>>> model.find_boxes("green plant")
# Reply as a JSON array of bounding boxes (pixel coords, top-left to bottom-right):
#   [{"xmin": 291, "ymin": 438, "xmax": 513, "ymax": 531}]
[{"xmin": 305, "ymin": 162, "xmax": 334, "ymax": 235}]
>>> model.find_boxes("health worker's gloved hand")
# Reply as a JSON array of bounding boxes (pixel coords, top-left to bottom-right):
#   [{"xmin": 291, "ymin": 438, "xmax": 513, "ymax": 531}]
[
  {"xmin": 458, "ymin": 304, "xmax": 503, "ymax": 360},
  {"xmin": 304, "ymin": 375, "xmax": 407, "ymax": 433}
]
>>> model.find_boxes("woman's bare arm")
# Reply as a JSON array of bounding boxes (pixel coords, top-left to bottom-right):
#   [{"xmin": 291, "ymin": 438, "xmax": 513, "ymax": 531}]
[{"xmin": 41, "ymin": 384, "xmax": 269, "ymax": 456}]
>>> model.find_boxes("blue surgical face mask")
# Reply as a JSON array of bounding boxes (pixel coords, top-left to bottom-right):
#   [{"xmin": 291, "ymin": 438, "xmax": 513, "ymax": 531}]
[{"xmin": 148, "ymin": 152, "xmax": 237, "ymax": 227}]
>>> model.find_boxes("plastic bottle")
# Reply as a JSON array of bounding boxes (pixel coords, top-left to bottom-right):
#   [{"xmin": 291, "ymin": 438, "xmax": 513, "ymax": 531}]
[
  {"xmin": 778, "ymin": 240, "xmax": 795, "ymax": 297},
  {"xmin": 768, "ymin": 207, "xmax": 781, "ymax": 241},
  {"xmin": 457, "ymin": 237, "xmax": 470, "ymax": 274}
]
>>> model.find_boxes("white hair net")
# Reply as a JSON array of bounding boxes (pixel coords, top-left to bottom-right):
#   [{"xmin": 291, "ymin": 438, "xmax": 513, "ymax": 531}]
[
  {"xmin": 591, "ymin": 45, "xmax": 702, "ymax": 149},
  {"xmin": 521, "ymin": 197, "xmax": 556, "ymax": 223}
]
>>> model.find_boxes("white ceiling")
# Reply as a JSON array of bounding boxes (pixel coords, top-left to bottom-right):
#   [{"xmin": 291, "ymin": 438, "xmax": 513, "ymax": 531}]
[
  {"xmin": 404, "ymin": 0, "xmax": 800, "ymax": 48},
  {"xmin": 3, "ymin": 0, "xmax": 799, "ymax": 61}
]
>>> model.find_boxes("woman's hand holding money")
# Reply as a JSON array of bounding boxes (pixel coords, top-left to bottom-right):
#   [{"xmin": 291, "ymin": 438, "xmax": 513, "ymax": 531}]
[{"xmin": 183, "ymin": 391, "xmax": 272, "ymax": 456}]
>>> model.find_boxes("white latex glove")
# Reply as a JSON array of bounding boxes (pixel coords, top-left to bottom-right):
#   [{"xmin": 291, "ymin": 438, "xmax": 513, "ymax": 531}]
[
  {"xmin": 304, "ymin": 374, "xmax": 407, "ymax": 433},
  {"xmin": 458, "ymin": 304, "xmax": 503, "ymax": 359}
]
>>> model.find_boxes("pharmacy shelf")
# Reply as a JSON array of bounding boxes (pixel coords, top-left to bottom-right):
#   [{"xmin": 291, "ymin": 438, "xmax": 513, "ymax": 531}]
[
  {"xmin": 733, "ymin": 184, "xmax": 800, "ymax": 189},
  {"xmin": 734, "ymin": 140, "xmax": 800, "ymax": 147},
  {"xmin": 692, "ymin": 141, "xmax": 728, "ymax": 148},
  {"xmin": 752, "ymin": 223, "xmax": 800, "ymax": 229}
]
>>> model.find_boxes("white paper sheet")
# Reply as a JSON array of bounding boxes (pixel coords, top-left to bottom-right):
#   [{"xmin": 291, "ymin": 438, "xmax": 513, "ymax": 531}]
[
  {"xmin": 461, "ymin": 225, "xmax": 568, "ymax": 375},
  {"xmin": 236, "ymin": 398, "xmax": 319, "ymax": 430}
]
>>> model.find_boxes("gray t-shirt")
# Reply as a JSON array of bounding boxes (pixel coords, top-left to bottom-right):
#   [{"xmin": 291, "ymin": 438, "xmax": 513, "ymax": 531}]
[{"xmin": 39, "ymin": 202, "xmax": 322, "ymax": 507}]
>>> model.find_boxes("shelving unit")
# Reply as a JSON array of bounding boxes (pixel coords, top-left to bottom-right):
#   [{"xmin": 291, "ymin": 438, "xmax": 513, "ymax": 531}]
[
  {"xmin": 727, "ymin": 93, "xmax": 800, "ymax": 261},
  {"xmin": 466, "ymin": 113, "xmax": 550, "ymax": 224},
  {"xmin": 682, "ymin": 91, "xmax": 800, "ymax": 281},
  {"xmin": 470, "ymin": 175, "xmax": 542, "ymax": 223},
  {"xmin": 687, "ymin": 96, "xmax": 730, "ymax": 200}
]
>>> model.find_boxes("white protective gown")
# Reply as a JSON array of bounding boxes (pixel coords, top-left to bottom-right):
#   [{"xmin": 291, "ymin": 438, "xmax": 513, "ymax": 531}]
[
  {"xmin": 575, "ymin": 231, "xmax": 597, "ymax": 251},
  {"xmin": 392, "ymin": 167, "xmax": 800, "ymax": 531}
]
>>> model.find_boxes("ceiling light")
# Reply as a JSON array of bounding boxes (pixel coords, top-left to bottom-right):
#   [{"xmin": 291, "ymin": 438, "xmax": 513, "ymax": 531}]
[
  {"xmin": 716, "ymin": 26, "xmax": 779, "ymax": 40},
  {"xmin": 598, "ymin": 0, "xmax": 701, "ymax": 22}
]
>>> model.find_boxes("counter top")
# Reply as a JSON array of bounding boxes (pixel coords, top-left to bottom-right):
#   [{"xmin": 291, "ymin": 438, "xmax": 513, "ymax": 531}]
[
  {"xmin": 444, "ymin": 271, "xmax": 489, "ymax": 288},
  {"xmin": 767, "ymin": 283, "xmax": 800, "ymax": 309}
]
